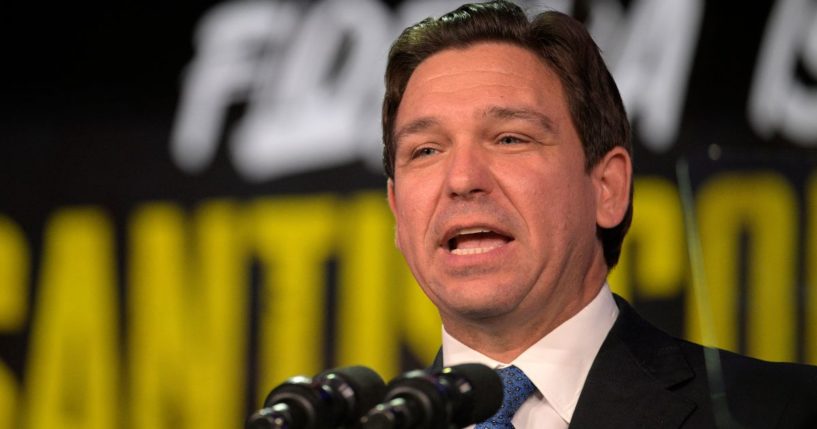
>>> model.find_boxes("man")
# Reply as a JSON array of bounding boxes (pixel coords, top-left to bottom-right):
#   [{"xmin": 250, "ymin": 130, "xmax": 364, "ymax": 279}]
[{"xmin": 382, "ymin": 1, "xmax": 817, "ymax": 428}]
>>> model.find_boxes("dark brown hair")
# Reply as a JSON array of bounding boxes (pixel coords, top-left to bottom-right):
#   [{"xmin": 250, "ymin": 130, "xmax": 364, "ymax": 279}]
[{"xmin": 382, "ymin": 0, "xmax": 632, "ymax": 267}]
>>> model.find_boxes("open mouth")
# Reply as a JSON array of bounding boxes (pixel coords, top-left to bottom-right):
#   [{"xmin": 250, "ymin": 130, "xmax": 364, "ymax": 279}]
[{"xmin": 446, "ymin": 227, "xmax": 513, "ymax": 255}]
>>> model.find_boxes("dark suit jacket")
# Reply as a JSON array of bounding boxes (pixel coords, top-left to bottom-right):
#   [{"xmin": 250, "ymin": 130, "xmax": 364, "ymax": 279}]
[{"xmin": 431, "ymin": 296, "xmax": 817, "ymax": 428}]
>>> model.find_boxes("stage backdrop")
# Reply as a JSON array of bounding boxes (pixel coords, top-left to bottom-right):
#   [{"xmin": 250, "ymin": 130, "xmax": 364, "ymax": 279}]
[{"xmin": 2, "ymin": 0, "xmax": 817, "ymax": 428}]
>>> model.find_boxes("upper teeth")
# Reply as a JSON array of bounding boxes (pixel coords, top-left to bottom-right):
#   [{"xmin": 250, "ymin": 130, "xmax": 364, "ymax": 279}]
[{"xmin": 456, "ymin": 227, "xmax": 491, "ymax": 236}]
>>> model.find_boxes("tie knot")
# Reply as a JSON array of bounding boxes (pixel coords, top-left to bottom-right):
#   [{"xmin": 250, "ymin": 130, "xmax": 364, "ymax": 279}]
[{"xmin": 476, "ymin": 365, "xmax": 536, "ymax": 429}]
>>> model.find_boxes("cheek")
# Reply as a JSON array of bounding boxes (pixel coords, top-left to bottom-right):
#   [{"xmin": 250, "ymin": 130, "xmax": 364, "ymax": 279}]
[
  {"xmin": 510, "ymin": 167, "xmax": 595, "ymax": 232},
  {"xmin": 393, "ymin": 189, "xmax": 428, "ymax": 252}
]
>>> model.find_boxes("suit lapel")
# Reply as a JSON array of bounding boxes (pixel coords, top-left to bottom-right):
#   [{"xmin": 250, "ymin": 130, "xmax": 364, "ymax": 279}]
[
  {"xmin": 569, "ymin": 296, "xmax": 697, "ymax": 429},
  {"xmin": 430, "ymin": 348, "xmax": 444, "ymax": 371},
  {"xmin": 427, "ymin": 296, "xmax": 699, "ymax": 428}
]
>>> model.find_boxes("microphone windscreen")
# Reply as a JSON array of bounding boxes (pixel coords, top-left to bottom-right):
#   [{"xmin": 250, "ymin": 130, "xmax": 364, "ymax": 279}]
[
  {"xmin": 316, "ymin": 365, "xmax": 387, "ymax": 417},
  {"xmin": 444, "ymin": 363, "xmax": 503, "ymax": 424}
]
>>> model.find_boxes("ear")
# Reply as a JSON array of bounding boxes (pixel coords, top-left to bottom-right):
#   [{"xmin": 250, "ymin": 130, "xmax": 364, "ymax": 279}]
[
  {"xmin": 387, "ymin": 178, "xmax": 401, "ymax": 249},
  {"xmin": 387, "ymin": 178, "xmax": 396, "ymax": 213},
  {"xmin": 592, "ymin": 147, "xmax": 632, "ymax": 228}
]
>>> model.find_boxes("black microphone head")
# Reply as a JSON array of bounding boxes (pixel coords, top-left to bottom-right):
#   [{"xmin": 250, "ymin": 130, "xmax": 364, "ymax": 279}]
[
  {"xmin": 366, "ymin": 369, "xmax": 446, "ymax": 429},
  {"xmin": 248, "ymin": 367, "xmax": 385, "ymax": 429},
  {"xmin": 360, "ymin": 363, "xmax": 503, "ymax": 429},
  {"xmin": 250, "ymin": 376, "xmax": 320, "ymax": 429},
  {"xmin": 315, "ymin": 365, "xmax": 387, "ymax": 425},
  {"xmin": 438, "ymin": 363, "xmax": 503, "ymax": 426}
]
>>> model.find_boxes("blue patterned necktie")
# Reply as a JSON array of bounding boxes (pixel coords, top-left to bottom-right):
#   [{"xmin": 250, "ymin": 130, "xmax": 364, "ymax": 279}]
[{"xmin": 475, "ymin": 365, "xmax": 536, "ymax": 429}]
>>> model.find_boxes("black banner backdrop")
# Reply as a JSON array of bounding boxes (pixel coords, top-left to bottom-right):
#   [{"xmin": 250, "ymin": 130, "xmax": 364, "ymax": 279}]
[{"xmin": 1, "ymin": 0, "xmax": 816, "ymax": 428}]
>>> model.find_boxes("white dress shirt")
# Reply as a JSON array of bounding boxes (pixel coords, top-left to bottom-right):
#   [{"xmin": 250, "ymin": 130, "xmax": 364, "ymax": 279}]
[{"xmin": 442, "ymin": 283, "xmax": 619, "ymax": 429}]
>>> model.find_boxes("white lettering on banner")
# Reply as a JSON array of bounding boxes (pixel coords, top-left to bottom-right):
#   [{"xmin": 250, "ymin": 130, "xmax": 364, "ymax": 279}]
[
  {"xmin": 171, "ymin": 0, "xmax": 301, "ymax": 174},
  {"xmin": 171, "ymin": 0, "xmax": 701, "ymax": 180},
  {"xmin": 231, "ymin": 0, "xmax": 393, "ymax": 181},
  {"xmin": 749, "ymin": 0, "xmax": 817, "ymax": 145},
  {"xmin": 589, "ymin": 0, "xmax": 703, "ymax": 152},
  {"xmin": 171, "ymin": 0, "xmax": 470, "ymax": 181}
]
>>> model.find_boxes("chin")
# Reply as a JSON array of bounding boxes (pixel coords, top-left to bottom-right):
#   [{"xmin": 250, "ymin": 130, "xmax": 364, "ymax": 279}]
[
  {"xmin": 458, "ymin": 305, "xmax": 513, "ymax": 321},
  {"xmin": 443, "ymin": 291, "xmax": 520, "ymax": 321}
]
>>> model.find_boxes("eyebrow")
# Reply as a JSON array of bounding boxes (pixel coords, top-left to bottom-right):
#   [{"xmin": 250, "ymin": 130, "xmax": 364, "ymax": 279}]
[
  {"xmin": 484, "ymin": 106, "xmax": 557, "ymax": 134},
  {"xmin": 394, "ymin": 117, "xmax": 440, "ymax": 144},
  {"xmin": 393, "ymin": 106, "xmax": 557, "ymax": 144}
]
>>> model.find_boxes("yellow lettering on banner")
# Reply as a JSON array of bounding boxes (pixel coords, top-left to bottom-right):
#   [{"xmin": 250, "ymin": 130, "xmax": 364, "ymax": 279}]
[
  {"xmin": 22, "ymin": 208, "xmax": 118, "ymax": 429},
  {"xmin": 0, "ymin": 215, "xmax": 28, "ymax": 329},
  {"xmin": 610, "ymin": 178, "xmax": 685, "ymax": 301},
  {"xmin": 129, "ymin": 204, "xmax": 191, "ymax": 429},
  {"xmin": 337, "ymin": 193, "xmax": 399, "ymax": 379},
  {"xmin": 128, "ymin": 201, "xmax": 248, "ymax": 429},
  {"xmin": 0, "ymin": 365, "xmax": 17, "ymax": 429},
  {"xmin": 188, "ymin": 201, "xmax": 248, "ymax": 429},
  {"xmin": 249, "ymin": 196, "xmax": 335, "ymax": 396},
  {"xmin": 807, "ymin": 173, "xmax": 817, "ymax": 365},
  {"xmin": 0, "ymin": 215, "xmax": 27, "ymax": 428},
  {"xmin": 693, "ymin": 173, "xmax": 797, "ymax": 361}
]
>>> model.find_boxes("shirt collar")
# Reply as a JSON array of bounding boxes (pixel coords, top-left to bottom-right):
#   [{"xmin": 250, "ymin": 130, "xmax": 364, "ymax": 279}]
[{"xmin": 441, "ymin": 283, "xmax": 619, "ymax": 423}]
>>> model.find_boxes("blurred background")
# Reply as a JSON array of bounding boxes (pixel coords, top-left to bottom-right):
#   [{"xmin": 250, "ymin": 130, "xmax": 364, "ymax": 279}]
[{"xmin": 1, "ymin": 0, "xmax": 816, "ymax": 427}]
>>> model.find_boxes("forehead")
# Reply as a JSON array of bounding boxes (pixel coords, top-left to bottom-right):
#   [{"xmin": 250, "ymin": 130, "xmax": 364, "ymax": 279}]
[{"xmin": 397, "ymin": 42, "xmax": 569, "ymax": 128}]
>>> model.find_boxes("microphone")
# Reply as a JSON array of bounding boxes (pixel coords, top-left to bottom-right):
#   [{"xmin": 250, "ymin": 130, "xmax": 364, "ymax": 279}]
[
  {"xmin": 246, "ymin": 365, "xmax": 387, "ymax": 429},
  {"xmin": 360, "ymin": 363, "xmax": 503, "ymax": 429}
]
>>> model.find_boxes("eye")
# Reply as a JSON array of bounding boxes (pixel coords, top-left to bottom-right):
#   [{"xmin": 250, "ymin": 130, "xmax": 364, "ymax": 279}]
[
  {"xmin": 412, "ymin": 146, "xmax": 438, "ymax": 159},
  {"xmin": 498, "ymin": 135, "xmax": 527, "ymax": 145}
]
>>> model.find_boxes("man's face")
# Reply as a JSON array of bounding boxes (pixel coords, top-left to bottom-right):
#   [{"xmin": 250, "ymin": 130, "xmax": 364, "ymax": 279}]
[{"xmin": 388, "ymin": 42, "xmax": 615, "ymax": 331}]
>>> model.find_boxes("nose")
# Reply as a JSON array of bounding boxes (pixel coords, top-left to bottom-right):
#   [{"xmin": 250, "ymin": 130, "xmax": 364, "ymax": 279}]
[{"xmin": 444, "ymin": 143, "xmax": 493, "ymax": 199}]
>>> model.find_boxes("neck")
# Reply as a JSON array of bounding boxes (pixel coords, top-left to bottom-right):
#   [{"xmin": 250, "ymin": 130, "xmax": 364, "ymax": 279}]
[{"xmin": 442, "ymin": 263, "xmax": 608, "ymax": 363}]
